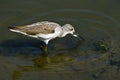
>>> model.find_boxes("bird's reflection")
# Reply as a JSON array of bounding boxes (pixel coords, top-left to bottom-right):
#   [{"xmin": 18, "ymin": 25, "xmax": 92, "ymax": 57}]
[{"xmin": 12, "ymin": 54, "xmax": 76, "ymax": 80}]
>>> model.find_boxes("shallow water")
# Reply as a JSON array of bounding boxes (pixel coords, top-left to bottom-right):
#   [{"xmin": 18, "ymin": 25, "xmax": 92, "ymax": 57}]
[{"xmin": 0, "ymin": 0, "xmax": 120, "ymax": 80}]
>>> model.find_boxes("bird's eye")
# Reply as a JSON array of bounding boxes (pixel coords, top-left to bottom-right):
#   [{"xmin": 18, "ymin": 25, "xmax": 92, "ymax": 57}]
[{"xmin": 70, "ymin": 28, "xmax": 73, "ymax": 31}]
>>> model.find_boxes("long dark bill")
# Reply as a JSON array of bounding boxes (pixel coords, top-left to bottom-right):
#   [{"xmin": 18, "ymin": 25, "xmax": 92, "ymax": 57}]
[{"xmin": 73, "ymin": 34, "xmax": 85, "ymax": 41}]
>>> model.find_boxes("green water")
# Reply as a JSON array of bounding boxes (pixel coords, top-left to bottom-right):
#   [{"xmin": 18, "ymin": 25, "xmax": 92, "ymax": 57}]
[{"xmin": 0, "ymin": 0, "xmax": 120, "ymax": 80}]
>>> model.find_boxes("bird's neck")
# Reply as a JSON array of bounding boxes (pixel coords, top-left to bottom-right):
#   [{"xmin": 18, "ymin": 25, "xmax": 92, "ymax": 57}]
[{"xmin": 58, "ymin": 28, "xmax": 69, "ymax": 37}]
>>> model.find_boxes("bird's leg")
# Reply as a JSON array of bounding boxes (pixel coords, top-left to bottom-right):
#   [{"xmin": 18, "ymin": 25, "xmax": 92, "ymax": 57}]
[
  {"xmin": 40, "ymin": 40, "xmax": 49, "ymax": 57},
  {"xmin": 42, "ymin": 44, "xmax": 48, "ymax": 57},
  {"xmin": 44, "ymin": 44, "xmax": 48, "ymax": 54}
]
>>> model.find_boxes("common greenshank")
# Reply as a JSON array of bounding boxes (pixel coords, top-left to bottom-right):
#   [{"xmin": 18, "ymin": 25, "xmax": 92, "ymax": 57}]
[{"xmin": 9, "ymin": 21, "xmax": 84, "ymax": 55}]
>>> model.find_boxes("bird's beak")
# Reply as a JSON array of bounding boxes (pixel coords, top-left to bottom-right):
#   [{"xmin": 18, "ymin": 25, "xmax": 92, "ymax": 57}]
[{"xmin": 73, "ymin": 34, "xmax": 84, "ymax": 41}]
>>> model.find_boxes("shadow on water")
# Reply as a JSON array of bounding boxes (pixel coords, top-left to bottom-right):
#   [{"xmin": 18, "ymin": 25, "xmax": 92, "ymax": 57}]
[
  {"xmin": 0, "ymin": 38, "xmax": 43, "ymax": 56},
  {"xmin": 0, "ymin": 9, "xmax": 120, "ymax": 80},
  {"xmin": 0, "ymin": 34, "xmax": 82, "ymax": 56}
]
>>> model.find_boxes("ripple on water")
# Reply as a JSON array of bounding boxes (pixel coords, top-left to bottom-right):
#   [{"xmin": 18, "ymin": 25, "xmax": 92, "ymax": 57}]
[
  {"xmin": 0, "ymin": 9, "xmax": 120, "ymax": 75},
  {"xmin": 31, "ymin": 9, "xmax": 117, "ymax": 61}
]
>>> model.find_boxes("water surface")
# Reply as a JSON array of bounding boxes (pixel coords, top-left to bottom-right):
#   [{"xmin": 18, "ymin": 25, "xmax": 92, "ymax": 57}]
[{"xmin": 0, "ymin": 0, "xmax": 120, "ymax": 80}]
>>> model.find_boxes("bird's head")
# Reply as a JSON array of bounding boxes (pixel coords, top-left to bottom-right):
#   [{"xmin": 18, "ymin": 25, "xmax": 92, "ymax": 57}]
[{"xmin": 61, "ymin": 24, "xmax": 84, "ymax": 41}]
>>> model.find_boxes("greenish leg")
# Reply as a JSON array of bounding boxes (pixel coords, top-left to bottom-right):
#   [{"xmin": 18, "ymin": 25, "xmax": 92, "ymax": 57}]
[
  {"xmin": 42, "ymin": 44, "xmax": 48, "ymax": 57},
  {"xmin": 44, "ymin": 44, "xmax": 48, "ymax": 54}
]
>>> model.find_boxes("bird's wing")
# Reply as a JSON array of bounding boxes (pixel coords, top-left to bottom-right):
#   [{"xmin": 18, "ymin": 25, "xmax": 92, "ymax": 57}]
[{"xmin": 9, "ymin": 21, "xmax": 60, "ymax": 35}]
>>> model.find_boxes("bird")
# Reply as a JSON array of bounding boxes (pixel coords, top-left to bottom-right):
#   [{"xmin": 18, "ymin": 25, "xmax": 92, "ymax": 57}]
[{"xmin": 8, "ymin": 21, "xmax": 84, "ymax": 56}]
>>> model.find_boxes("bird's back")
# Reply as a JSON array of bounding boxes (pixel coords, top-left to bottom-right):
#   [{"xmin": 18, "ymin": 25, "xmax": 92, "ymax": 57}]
[{"xmin": 9, "ymin": 21, "xmax": 61, "ymax": 35}]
